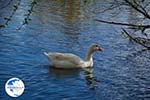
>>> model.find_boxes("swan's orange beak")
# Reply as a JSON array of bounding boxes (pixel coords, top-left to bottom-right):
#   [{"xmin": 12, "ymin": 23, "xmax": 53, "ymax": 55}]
[{"xmin": 98, "ymin": 47, "xmax": 103, "ymax": 51}]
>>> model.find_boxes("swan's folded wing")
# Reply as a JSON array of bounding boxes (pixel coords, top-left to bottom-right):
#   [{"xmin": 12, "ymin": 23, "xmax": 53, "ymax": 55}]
[{"xmin": 47, "ymin": 53, "xmax": 83, "ymax": 64}]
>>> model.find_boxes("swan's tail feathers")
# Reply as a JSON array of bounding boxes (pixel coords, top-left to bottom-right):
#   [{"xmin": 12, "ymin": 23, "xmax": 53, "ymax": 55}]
[{"xmin": 44, "ymin": 52, "xmax": 49, "ymax": 57}]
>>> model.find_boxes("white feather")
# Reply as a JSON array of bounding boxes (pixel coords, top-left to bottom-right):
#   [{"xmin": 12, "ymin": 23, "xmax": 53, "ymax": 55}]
[{"xmin": 44, "ymin": 44, "xmax": 102, "ymax": 68}]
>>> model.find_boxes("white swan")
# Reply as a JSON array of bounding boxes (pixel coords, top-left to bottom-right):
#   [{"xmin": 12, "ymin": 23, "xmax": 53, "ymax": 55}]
[{"xmin": 44, "ymin": 44, "xmax": 103, "ymax": 68}]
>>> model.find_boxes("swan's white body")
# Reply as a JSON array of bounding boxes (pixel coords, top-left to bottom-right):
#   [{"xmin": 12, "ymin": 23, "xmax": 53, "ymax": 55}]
[
  {"xmin": 44, "ymin": 44, "xmax": 103, "ymax": 68},
  {"xmin": 44, "ymin": 52, "xmax": 93, "ymax": 68}
]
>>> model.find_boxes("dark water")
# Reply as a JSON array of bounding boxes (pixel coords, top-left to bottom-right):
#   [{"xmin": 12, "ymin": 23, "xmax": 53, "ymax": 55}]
[{"xmin": 0, "ymin": 0, "xmax": 150, "ymax": 100}]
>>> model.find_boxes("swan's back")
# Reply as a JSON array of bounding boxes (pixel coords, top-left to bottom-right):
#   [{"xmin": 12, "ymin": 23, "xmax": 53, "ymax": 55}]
[{"xmin": 44, "ymin": 52, "xmax": 84, "ymax": 68}]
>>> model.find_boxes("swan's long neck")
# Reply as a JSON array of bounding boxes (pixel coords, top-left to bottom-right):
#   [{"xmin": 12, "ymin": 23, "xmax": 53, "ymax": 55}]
[{"xmin": 85, "ymin": 48, "xmax": 93, "ymax": 61}]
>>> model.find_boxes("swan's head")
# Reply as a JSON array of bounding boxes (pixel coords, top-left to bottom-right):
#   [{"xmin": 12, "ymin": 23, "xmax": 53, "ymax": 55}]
[
  {"xmin": 90, "ymin": 44, "xmax": 103, "ymax": 52},
  {"xmin": 86, "ymin": 44, "xmax": 103, "ymax": 61}
]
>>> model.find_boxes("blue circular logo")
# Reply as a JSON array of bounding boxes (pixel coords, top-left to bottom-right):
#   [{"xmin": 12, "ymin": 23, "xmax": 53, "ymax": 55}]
[{"xmin": 5, "ymin": 77, "xmax": 25, "ymax": 97}]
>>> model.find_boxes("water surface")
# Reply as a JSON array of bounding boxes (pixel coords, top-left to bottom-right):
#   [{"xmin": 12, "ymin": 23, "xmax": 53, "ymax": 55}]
[{"xmin": 0, "ymin": 0, "xmax": 150, "ymax": 100}]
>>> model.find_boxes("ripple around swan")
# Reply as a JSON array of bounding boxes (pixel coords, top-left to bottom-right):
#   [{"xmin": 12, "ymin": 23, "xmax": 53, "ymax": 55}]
[{"xmin": 0, "ymin": 0, "xmax": 150, "ymax": 100}]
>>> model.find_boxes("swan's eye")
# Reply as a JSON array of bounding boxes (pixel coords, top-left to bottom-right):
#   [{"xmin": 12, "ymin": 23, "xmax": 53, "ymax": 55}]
[{"xmin": 95, "ymin": 45, "xmax": 98, "ymax": 47}]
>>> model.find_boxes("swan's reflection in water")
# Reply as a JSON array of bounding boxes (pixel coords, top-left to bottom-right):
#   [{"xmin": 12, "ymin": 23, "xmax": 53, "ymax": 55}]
[
  {"xmin": 49, "ymin": 66, "xmax": 98, "ymax": 89},
  {"xmin": 49, "ymin": 66, "xmax": 80, "ymax": 78},
  {"xmin": 82, "ymin": 67, "xmax": 96, "ymax": 89}
]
